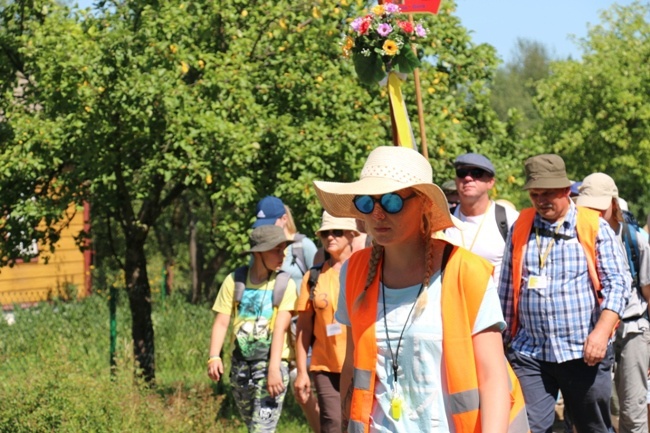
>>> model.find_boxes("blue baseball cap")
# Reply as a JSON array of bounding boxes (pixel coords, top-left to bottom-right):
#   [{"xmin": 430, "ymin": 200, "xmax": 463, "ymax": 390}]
[
  {"xmin": 252, "ymin": 196, "xmax": 286, "ymax": 228},
  {"xmin": 570, "ymin": 181, "xmax": 582, "ymax": 197},
  {"xmin": 453, "ymin": 153, "xmax": 496, "ymax": 176}
]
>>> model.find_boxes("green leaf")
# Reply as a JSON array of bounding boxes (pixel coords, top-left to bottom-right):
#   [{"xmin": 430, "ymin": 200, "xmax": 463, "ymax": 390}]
[
  {"xmin": 394, "ymin": 49, "xmax": 421, "ymax": 75},
  {"xmin": 352, "ymin": 52, "xmax": 386, "ymax": 85}
]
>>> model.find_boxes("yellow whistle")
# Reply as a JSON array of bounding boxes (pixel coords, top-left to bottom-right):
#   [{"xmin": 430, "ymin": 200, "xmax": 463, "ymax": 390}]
[{"xmin": 391, "ymin": 396, "xmax": 402, "ymax": 420}]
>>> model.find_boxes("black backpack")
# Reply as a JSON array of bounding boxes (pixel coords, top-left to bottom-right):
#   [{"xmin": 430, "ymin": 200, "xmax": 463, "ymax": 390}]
[{"xmin": 495, "ymin": 203, "xmax": 509, "ymax": 241}]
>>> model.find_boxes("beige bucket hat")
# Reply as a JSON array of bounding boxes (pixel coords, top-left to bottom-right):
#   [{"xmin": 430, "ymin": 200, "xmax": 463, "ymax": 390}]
[
  {"xmin": 316, "ymin": 211, "xmax": 360, "ymax": 235},
  {"xmin": 313, "ymin": 146, "xmax": 453, "ymax": 233},
  {"xmin": 575, "ymin": 172, "xmax": 618, "ymax": 211}
]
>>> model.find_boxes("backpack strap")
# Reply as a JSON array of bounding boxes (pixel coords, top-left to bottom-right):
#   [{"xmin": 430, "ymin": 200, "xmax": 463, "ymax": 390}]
[
  {"xmin": 291, "ymin": 233, "xmax": 307, "ymax": 274},
  {"xmin": 272, "ymin": 270, "xmax": 291, "ymax": 307},
  {"xmin": 495, "ymin": 203, "xmax": 509, "ymax": 241},
  {"xmin": 307, "ymin": 263, "xmax": 325, "ymax": 300},
  {"xmin": 233, "ymin": 265, "xmax": 248, "ymax": 304},
  {"xmin": 622, "ymin": 222, "xmax": 640, "ymax": 288},
  {"xmin": 441, "ymin": 242, "xmax": 454, "ymax": 274}
]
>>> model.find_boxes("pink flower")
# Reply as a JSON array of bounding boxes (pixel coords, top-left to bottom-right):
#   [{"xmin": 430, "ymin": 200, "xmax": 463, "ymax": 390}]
[
  {"xmin": 377, "ymin": 23, "xmax": 393, "ymax": 37},
  {"xmin": 415, "ymin": 24, "xmax": 427, "ymax": 38},
  {"xmin": 384, "ymin": 3, "xmax": 400, "ymax": 14},
  {"xmin": 358, "ymin": 19, "xmax": 371, "ymax": 35},
  {"xmin": 350, "ymin": 17, "xmax": 364, "ymax": 33},
  {"xmin": 398, "ymin": 21, "xmax": 414, "ymax": 34}
]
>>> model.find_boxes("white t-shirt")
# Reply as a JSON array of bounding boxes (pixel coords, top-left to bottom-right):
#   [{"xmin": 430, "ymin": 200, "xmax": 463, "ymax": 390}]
[
  {"xmin": 445, "ymin": 201, "xmax": 519, "ymax": 282},
  {"xmin": 335, "ymin": 264, "xmax": 505, "ymax": 433}
]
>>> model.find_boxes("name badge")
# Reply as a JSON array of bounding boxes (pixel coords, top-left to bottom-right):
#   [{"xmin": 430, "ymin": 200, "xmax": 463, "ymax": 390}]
[
  {"xmin": 326, "ymin": 322, "xmax": 342, "ymax": 337},
  {"xmin": 528, "ymin": 275, "xmax": 548, "ymax": 289}
]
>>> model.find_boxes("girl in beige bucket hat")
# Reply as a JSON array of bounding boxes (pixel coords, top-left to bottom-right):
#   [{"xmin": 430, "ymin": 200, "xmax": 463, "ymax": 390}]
[{"xmin": 313, "ymin": 146, "xmax": 526, "ymax": 433}]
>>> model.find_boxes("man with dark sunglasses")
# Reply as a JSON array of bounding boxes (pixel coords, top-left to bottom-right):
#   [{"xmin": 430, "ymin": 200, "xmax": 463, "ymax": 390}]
[{"xmin": 444, "ymin": 153, "xmax": 519, "ymax": 282}]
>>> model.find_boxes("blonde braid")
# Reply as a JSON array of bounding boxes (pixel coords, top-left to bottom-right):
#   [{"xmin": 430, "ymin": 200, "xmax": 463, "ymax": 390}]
[
  {"xmin": 413, "ymin": 193, "xmax": 437, "ymax": 319},
  {"xmin": 353, "ymin": 242, "xmax": 384, "ymax": 311}
]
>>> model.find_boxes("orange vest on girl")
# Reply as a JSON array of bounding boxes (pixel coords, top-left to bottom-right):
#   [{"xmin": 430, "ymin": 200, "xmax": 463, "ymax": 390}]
[
  {"xmin": 508, "ymin": 207, "xmax": 601, "ymax": 338},
  {"xmin": 346, "ymin": 243, "xmax": 529, "ymax": 433}
]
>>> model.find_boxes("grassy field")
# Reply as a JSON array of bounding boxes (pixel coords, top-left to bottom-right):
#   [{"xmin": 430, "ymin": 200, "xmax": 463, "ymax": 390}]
[{"xmin": 0, "ymin": 291, "xmax": 311, "ymax": 433}]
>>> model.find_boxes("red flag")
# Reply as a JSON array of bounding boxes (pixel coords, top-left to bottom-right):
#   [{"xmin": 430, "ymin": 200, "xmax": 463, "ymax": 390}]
[{"xmin": 398, "ymin": 0, "xmax": 442, "ymax": 15}]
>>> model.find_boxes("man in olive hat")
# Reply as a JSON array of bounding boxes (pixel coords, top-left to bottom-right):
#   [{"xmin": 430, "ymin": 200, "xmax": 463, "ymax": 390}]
[{"xmin": 498, "ymin": 154, "xmax": 631, "ymax": 433}]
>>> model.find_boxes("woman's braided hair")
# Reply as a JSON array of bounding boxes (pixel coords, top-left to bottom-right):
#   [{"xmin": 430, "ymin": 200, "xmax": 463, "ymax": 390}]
[{"xmin": 353, "ymin": 190, "xmax": 439, "ymax": 317}]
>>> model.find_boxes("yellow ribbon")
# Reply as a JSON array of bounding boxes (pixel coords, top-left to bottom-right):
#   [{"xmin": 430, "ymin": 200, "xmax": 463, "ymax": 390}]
[{"xmin": 387, "ymin": 72, "xmax": 416, "ymax": 150}]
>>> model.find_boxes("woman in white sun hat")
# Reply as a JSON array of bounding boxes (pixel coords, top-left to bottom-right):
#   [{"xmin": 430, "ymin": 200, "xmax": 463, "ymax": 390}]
[
  {"xmin": 312, "ymin": 146, "xmax": 528, "ymax": 433},
  {"xmin": 294, "ymin": 211, "xmax": 360, "ymax": 433}
]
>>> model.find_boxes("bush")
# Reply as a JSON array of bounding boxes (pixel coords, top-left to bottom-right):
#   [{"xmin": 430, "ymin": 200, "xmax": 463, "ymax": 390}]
[{"xmin": 0, "ymin": 292, "xmax": 310, "ymax": 433}]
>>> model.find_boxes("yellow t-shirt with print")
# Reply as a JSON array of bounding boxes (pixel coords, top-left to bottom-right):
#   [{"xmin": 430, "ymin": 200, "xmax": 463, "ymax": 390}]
[{"xmin": 213, "ymin": 270, "xmax": 297, "ymax": 361}]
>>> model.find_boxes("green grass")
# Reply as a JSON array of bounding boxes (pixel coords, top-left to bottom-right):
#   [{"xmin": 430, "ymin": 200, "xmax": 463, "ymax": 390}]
[{"xmin": 0, "ymin": 291, "xmax": 311, "ymax": 433}]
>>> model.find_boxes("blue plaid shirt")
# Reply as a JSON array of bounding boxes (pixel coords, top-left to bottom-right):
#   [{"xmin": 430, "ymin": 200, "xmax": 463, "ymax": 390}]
[{"xmin": 498, "ymin": 203, "xmax": 631, "ymax": 363}]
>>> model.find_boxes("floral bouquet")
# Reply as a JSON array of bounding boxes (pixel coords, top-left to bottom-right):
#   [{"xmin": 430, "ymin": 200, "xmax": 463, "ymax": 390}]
[{"xmin": 343, "ymin": 2, "xmax": 428, "ymax": 85}]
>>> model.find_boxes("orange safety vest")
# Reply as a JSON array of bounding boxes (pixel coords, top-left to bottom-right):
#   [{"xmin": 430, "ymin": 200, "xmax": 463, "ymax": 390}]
[
  {"xmin": 509, "ymin": 207, "xmax": 601, "ymax": 338},
  {"xmin": 346, "ymin": 243, "xmax": 529, "ymax": 433}
]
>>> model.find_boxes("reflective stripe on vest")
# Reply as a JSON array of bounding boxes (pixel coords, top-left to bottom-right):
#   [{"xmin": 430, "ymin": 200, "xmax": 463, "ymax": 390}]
[
  {"xmin": 346, "ymin": 243, "xmax": 529, "ymax": 433},
  {"xmin": 448, "ymin": 388, "xmax": 479, "ymax": 415},
  {"xmin": 510, "ymin": 207, "xmax": 601, "ymax": 337},
  {"xmin": 348, "ymin": 420, "xmax": 366, "ymax": 433},
  {"xmin": 353, "ymin": 367, "xmax": 372, "ymax": 390}
]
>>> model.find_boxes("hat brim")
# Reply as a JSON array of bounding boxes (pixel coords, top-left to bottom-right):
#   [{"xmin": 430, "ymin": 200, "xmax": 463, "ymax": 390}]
[
  {"xmin": 316, "ymin": 223, "xmax": 360, "ymax": 236},
  {"xmin": 313, "ymin": 177, "xmax": 453, "ymax": 233},
  {"xmin": 575, "ymin": 195, "xmax": 613, "ymax": 211},
  {"xmin": 523, "ymin": 178, "xmax": 571, "ymax": 190},
  {"xmin": 252, "ymin": 218, "xmax": 277, "ymax": 228},
  {"xmin": 453, "ymin": 163, "xmax": 495, "ymax": 177},
  {"xmin": 241, "ymin": 239, "xmax": 294, "ymax": 255}
]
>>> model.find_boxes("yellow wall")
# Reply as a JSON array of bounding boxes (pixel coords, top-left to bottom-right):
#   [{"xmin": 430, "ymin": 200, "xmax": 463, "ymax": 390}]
[{"xmin": 0, "ymin": 204, "xmax": 89, "ymax": 306}]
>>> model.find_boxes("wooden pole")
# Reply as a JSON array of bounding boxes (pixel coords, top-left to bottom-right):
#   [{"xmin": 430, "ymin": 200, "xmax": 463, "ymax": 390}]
[{"xmin": 409, "ymin": 13, "xmax": 428, "ymax": 159}]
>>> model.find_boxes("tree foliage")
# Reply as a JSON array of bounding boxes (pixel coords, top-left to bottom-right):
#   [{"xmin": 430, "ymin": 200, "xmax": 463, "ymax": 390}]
[
  {"xmin": 535, "ymin": 1, "xmax": 650, "ymax": 217},
  {"xmin": 490, "ymin": 38, "xmax": 552, "ymax": 132},
  {"xmin": 0, "ymin": 0, "xmax": 517, "ymax": 379}
]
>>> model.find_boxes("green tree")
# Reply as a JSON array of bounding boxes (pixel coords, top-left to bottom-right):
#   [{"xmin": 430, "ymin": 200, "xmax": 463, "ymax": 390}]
[
  {"xmin": 490, "ymin": 38, "xmax": 552, "ymax": 132},
  {"xmin": 535, "ymin": 1, "xmax": 650, "ymax": 216},
  {"xmin": 0, "ymin": 0, "xmax": 518, "ymax": 380}
]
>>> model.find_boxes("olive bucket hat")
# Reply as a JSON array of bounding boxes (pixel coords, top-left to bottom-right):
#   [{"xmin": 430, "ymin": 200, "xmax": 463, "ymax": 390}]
[
  {"xmin": 523, "ymin": 154, "xmax": 571, "ymax": 190},
  {"xmin": 241, "ymin": 225, "xmax": 294, "ymax": 255}
]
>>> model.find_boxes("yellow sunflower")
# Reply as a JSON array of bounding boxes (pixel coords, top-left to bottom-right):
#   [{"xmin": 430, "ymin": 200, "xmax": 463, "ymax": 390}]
[{"xmin": 382, "ymin": 40, "xmax": 398, "ymax": 56}]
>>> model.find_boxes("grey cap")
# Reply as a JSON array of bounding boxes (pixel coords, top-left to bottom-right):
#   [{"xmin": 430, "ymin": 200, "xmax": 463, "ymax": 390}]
[
  {"xmin": 454, "ymin": 153, "xmax": 495, "ymax": 176},
  {"xmin": 241, "ymin": 225, "xmax": 294, "ymax": 254}
]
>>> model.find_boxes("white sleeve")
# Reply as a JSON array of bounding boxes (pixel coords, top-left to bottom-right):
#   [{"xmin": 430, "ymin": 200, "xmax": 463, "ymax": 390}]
[{"xmin": 472, "ymin": 278, "xmax": 506, "ymax": 334}]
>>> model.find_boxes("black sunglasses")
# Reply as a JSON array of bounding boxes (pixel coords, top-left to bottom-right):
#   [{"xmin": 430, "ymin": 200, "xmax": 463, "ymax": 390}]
[
  {"xmin": 353, "ymin": 193, "xmax": 416, "ymax": 215},
  {"xmin": 319, "ymin": 229, "xmax": 345, "ymax": 237},
  {"xmin": 455, "ymin": 167, "xmax": 489, "ymax": 179}
]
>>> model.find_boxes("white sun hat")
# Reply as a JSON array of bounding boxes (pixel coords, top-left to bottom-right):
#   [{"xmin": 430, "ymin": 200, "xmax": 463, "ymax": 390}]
[{"xmin": 313, "ymin": 146, "xmax": 453, "ymax": 233}]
